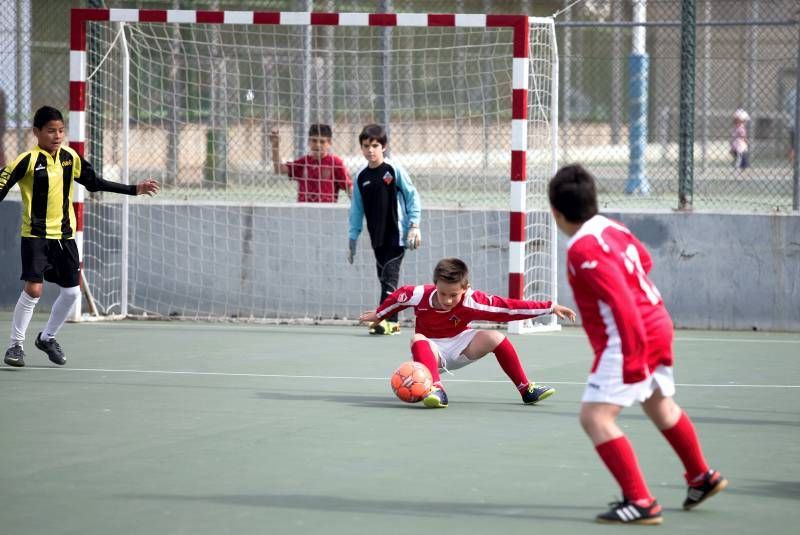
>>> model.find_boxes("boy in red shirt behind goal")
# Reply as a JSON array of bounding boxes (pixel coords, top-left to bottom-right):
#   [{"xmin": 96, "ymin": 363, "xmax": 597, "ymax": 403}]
[
  {"xmin": 359, "ymin": 257, "xmax": 576, "ymax": 408},
  {"xmin": 270, "ymin": 123, "xmax": 352, "ymax": 203},
  {"xmin": 548, "ymin": 164, "xmax": 727, "ymax": 525}
]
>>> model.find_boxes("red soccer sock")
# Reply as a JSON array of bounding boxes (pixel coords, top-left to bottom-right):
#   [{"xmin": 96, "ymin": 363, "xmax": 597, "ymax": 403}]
[
  {"xmin": 661, "ymin": 411, "xmax": 710, "ymax": 484},
  {"xmin": 595, "ymin": 436, "xmax": 654, "ymax": 503},
  {"xmin": 493, "ymin": 338, "xmax": 529, "ymax": 392},
  {"xmin": 411, "ymin": 340, "xmax": 441, "ymax": 386}
]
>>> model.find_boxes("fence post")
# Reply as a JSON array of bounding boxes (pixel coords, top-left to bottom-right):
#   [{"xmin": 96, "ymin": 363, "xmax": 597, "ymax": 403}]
[
  {"xmin": 793, "ymin": 18, "xmax": 800, "ymax": 212},
  {"xmin": 625, "ymin": 0, "xmax": 650, "ymax": 195},
  {"xmin": 678, "ymin": 0, "xmax": 696, "ymax": 210}
]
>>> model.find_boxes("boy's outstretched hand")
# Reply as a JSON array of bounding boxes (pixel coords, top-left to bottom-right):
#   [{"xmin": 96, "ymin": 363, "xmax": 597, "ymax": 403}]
[
  {"xmin": 553, "ymin": 304, "xmax": 577, "ymax": 322},
  {"xmin": 359, "ymin": 310, "xmax": 379, "ymax": 324},
  {"xmin": 136, "ymin": 178, "xmax": 160, "ymax": 196}
]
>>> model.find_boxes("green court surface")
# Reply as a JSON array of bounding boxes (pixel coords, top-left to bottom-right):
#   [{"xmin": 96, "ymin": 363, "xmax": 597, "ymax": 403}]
[{"xmin": 0, "ymin": 313, "xmax": 798, "ymax": 534}]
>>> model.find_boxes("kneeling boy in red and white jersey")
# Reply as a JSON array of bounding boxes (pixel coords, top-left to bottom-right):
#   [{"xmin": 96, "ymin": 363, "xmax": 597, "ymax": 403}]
[
  {"xmin": 548, "ymin": 164, "xmax": 727, "ymax": 525},
  {"xmin": 359, "ymin": 257, "xmax": 576, "ymax": 408}
]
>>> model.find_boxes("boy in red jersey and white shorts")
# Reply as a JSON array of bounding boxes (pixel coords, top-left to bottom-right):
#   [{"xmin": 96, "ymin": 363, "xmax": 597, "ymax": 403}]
[
  {"xmin": 359, "ymin": 257, "xmax": 576, "ymax": 408},
  {"xmin": 548, "ymin": 164, "xmax": 727, "ymax": 525}
]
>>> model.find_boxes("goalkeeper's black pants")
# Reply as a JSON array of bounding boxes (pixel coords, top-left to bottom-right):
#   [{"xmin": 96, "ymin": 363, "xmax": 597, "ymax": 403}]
[{"xmin": 373, "ymin": 245, "xmax": 405, "ymax": 323}]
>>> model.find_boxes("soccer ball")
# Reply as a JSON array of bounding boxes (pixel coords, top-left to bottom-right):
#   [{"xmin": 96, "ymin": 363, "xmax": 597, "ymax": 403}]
[{"xmin": 390, "ymin": 361, "xmax": 433, "ymax": 403}]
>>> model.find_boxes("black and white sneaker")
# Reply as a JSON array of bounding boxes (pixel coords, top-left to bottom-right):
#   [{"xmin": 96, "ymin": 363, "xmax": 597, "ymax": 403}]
[
  {"xmin": 684, "ymin": 470, "xmax": 728, "ymax": 510},
  {"xmin": 4, "ymin": 344, "xmax": 25, "ymax": 367},
  {"xmin": 596, "ymin": 498, "xmax": 663, "ymax": 525},
  {"xmin": 35, "ymin": 332, "xmax": 66, "ymax": 365}
]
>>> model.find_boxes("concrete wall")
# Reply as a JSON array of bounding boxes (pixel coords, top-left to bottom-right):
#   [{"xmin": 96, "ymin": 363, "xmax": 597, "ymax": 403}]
[
  {"xmin": 556, "ymin": 211, "xmax": 800, "ymax": 332},
  {"xmin": 1, "ymin": 200, "xmax": 798, "ymax": 331}
]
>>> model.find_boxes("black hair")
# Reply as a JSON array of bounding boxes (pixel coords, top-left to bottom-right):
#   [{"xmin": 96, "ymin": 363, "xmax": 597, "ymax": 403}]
[
  {"xmin": 547, "ymin": 164, "xmax": 599, "ymax": 224},
  {"xmin": 433, "ymin": 257, "xmax": 469, "ymax": 287},
  {"xmin": 33, "ymin": 106, "xmax": 64, "ymax": 129},
  {"xmin": 308, "ymin": 123, "xmax": 332, "ymax": 139},
  {"xmin": 358, "ymin": 123, "xmax": 388, "ymax": 147}
]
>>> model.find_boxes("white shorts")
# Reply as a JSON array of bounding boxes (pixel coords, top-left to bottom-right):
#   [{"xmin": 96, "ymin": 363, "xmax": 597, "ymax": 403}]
[
  {"xmin": 427, "ymin": 329, "xmax": 479, "ymax": 372},
  {"xmin": 581, "ymin": 349, "xmax": 675, "ymax": 407}
]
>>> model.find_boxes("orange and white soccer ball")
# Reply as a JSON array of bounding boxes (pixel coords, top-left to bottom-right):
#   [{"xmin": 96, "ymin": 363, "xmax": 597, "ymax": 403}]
[{"xmin": 390, "ymin": 361, "xmax": 433, "ymax": 403}]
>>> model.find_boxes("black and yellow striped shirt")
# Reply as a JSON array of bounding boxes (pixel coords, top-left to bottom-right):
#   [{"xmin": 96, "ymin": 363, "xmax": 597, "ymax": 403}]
[{"xmin": 0, "ymin": 145, "xmax": 136, "ymax": 239}]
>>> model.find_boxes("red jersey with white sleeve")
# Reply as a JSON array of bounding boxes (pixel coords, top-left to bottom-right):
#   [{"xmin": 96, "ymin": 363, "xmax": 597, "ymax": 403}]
[
  {"xmin": 566, "ymin": 215, "xmax": 674, "ymax": 384},
  {"xmin": 286, "ymin": 154, "xmax": 352, "ymax": 203},
  {"xmin": 375, "ymin": 284, "xmax": 553, "ymax": 339}
]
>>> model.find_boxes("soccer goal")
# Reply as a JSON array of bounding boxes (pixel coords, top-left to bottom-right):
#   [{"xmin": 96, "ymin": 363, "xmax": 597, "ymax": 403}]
[{"xmin": 69, "ymin": 9, "xmax": 559, "ymax": 332}]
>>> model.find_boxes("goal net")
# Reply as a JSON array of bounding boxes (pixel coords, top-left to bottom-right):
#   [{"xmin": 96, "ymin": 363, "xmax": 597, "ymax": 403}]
[{"xmin": 71, "ymin": 10, "xmax": 558, "ymax": 330}]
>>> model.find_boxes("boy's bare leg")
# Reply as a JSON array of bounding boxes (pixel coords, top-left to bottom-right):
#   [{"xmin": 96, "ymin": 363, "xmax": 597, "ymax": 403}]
[
  {"xmin": 640, "ymin": 388, "xmax": 681, "ymax": 430},
  {"xmin": 461, "ymin": 329, "xmax": 503, "ymax": 361},
  {"xmin": 580, "ymin": 402, "xmax": 624, "ymax": 444},
  {"xmin": 581, "ymin": 402, "xmax": 656, "ymax": 508}
]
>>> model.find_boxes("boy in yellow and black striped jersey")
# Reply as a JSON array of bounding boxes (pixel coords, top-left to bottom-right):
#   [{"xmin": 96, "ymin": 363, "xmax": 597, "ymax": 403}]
[{"xmin": 0, "ymin": 106, "xmax": 160, "ymax": 367}]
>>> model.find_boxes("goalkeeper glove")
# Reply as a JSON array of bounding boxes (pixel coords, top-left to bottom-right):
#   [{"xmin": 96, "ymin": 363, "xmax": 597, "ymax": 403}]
[
  {"xmin": 406, "ymin": 227, "xmax": 421, "ymax": 250},
  {"xmin": 347, "ymin": 239, "xmax": 357, "ymax": 264}
]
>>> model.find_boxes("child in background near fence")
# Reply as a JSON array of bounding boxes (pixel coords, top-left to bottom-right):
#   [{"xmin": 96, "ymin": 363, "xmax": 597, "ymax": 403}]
[
  {"xmin": 270, "ymin": 123, "xmax": 352, "ymax": 203},
  {"xmin": 548, "ymin": 164, "xmax": 727, "ymax": 525},
  {"xmin": 359, "ymin": 257, "xmax": 576, "ymax": 408},
  {"xmin": 731, "ymin": 108, "xmax": 750, "ymax": 170},
  {"xmin": 0, "ymin": 106, "xmax": 159, "ymax": 368},
  {"xmin": 348, "ymin": 124, "xmax": 421, "ymax": 336}
]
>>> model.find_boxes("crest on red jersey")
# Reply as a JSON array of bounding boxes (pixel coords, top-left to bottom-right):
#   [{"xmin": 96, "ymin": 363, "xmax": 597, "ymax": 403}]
[
  {"xmin": 382, "ymin": 172, "xmax": 394, "ymax": 185},
  {"xmin": 397, "ymin": 292, "xmax": 409, "ymax": 303},
  {"xmin": 449, "ymin": 314, "xmax": 461, "ymax": 326}
]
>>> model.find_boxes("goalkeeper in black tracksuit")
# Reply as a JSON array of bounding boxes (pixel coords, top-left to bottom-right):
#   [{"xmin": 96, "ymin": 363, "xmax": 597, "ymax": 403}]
[{"xmin": 347, "ymin": 124, "xmax": 421, "ymax": 336}]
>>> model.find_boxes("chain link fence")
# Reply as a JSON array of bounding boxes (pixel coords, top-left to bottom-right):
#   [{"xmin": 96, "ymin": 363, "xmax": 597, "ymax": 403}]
[
  {"xmin": 2, "ymin": 0, "xmax": 799, "ymax": 212},
  {"xmin": 558, "ymin": 0, "xmax": 799, "ymax": 212}
]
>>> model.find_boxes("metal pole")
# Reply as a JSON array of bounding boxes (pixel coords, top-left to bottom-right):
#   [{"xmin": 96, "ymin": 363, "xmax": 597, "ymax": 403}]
[
  {"xmin": 120, "ymin": 23, "xmax": 130, "ymax": 317},
  {"xmin": 14, "ymin": 0, "xmax": 29, "ymax": 156},
  {"xmin": 296, "ymin": 0, "xmax": 312, "ymax": 158},
  {"xmin": 87, "ymin": 0, "xmax": 104, "ymax": 196},
  {"xmin": 746, "ymin": 0, "xmax": 759, "ymax": 114},
  {"xmin": 793, "ymin": 19, "xmax": 800, "ymax": 211},
  {"xmin": 205, "ymin": 0, "xmax": 227, "ymax": 189},
  {"xmin": 562, "ymin": 1, "xmax": 571, "ymax": 163},
  {"xmin": 166, "ymin": 0, "xmax": 181, "ymax": 187},
  {"xmin": 678, "ymin": 0, "xmax": 696, "ymax": 210},
  {"xmin": 549, "ymin": 19, "xmax": 560, "ymax": 329},
  {"xmin": 378, "ymin": 0, "xmax": 392, "ymax": 149},
  {"xmin": 625, "ymin": 0, "xmax": 650, "ymax": 195},
  {"xmin": 700, "ymin": 0, "xmax": 710, "ymax": 173},
  {"xmin": 610, "ymin": 0, "xmax": 622, "ymax": 145},
  {"xmin": 482, "ymin": 0, "xmax": 493, "ymax": 170}
]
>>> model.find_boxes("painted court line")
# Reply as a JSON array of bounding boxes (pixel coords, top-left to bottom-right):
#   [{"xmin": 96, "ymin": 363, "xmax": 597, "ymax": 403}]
[
  {"xmin": 84, "ymin": 322, "xmax": 800, "ymax": 344},
  {"xmin": 11, "ymin": 366, "xmax": 800, "ymax": 389}
]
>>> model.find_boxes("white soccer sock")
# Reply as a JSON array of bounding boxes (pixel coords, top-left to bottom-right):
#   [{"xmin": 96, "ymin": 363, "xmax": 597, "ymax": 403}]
[
  {"xmin": 43, "ymin": 286, "xmax": 81, "ymax": 340},
  {"xmin": 10, "ymin": 291, "xmax": 39, "ymax": 348}
]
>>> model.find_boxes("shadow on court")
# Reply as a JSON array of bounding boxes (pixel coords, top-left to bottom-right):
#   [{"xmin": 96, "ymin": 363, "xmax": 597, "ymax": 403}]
[{"xmin": 117, "ymin": 492, "xmax": 600, "ymax": 524}]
